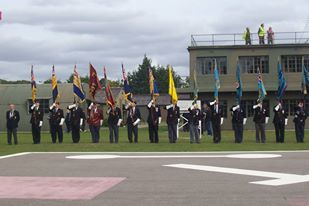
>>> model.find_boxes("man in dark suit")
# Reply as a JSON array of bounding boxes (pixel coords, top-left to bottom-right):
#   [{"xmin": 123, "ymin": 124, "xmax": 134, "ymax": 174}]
[
  {"xmin": 6, "ymin": 104, "xmax": 20, "ymax": 145},
  {"xmin": 210, "ymin": 100, "xmax": 223, "ymax": 143},
  {"xmin": 293, "ymin": 100, "xmax": 307, "ymax": 143},
  {"xmin": 29, "ymin": 100, "xmax": 44, "ymax": 144},
  {"xmin": 107, "ymin": 103, "xmax": 122, "ymax": 144},
  {"xmin": 68, "ymin": 102, "xmax": 85, "ymax": 143},
  {"xmin": 273, "ymin": 101, "xmax": 288, "ymax": 143},
  {"xmin": 230, "ymin": 104, "xmax": 246, "ymax": 143},
  {"xmin": 253, "ymin": 101, "xmax": 269, "ymax": 143},
  {"xmin": 166, "ymin": 102, "xmax": 180, "ymax": 143},
  {"xmin": 126, "ymin": 101, "xmax": 141, "ymax": 143},
  {"xmin": 147, "ymin": 99, "xmax": 161, "ymax": 143},
  {"xmin": 188, "ymin": 103, "xmax": 202, "ymax": 144},
  {"xmin": 49, "ymin": 102, "xmax": 65, "ymax": 144}
]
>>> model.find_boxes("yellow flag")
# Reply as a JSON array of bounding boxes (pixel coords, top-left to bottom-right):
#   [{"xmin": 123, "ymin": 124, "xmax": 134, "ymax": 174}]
[{"xmin": 168, "ymin": 65, "xmax": 178, "ymax": 104}]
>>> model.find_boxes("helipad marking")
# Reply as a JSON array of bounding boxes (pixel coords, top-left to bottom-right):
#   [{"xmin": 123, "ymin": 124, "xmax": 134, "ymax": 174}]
[
  {"xmin": 65, "ymin": 154, "xmax": 282, "ymax": 160},
  {"xmin": 164, "ymin": 164, "xmax": 309, "ymax": 186}
]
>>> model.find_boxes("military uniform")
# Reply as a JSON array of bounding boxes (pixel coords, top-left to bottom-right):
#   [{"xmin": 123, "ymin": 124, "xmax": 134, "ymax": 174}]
[
  {"xmin": 87, "ymin": 105, "xmax": 104, "ymax": 143},
  {"xmin": 69, "ymin": 105, "xmax": 85, "ymax": 143},
  {"xmin": 29, "ymin": 106, "xmax": 44, "ymax": 144},
  {"xmin": 107, "ymin": 106, "xmax": 122, "ymax": 144},
  {"xmin": 253, "ymin": 105, "xmax": 269, "ymax": 143},
  {"xmin": 211, "ymin": 103, "xmax": 223, "ymax": 143},
  {"xmin": 126, "ymin": 106, "xmax": 141, "ymax": 143},
  {"xmin": 188, "ymin": 107, "xmax": 202, "ymax": 144},
  {"xmin": 293, "ymin": 105, "xmax": 307, "ymax": 143},
  {"xmin": 147, "ymin": 104, "xmax": 161, "ymax": 143},
  {"xmin": 230, "ymin": 105, "xmax": 246, "ymax": 143},
  {"xmin": 166, "ymin": 105, "xmax": 180, "ymax": 143},
  {"xmin": 273, "ymin": 105, "xmax": 287, "ymax": 143},
  {"xmin": 6, "ymin": 110, "xmax": 20, "ymax": 145},
  {"xmin": 49, "ymin": 106, "xmax": 64, "ymax": 143}
]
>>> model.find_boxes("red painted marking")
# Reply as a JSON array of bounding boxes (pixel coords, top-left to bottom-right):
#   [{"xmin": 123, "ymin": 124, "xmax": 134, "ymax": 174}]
[
  {"xmin": 0, "ymin": 176, "xmax": 125, "ymax": 200},
  {"xmin": 288, "ymin": 197, "xmax": 309, "ymax": 206}
]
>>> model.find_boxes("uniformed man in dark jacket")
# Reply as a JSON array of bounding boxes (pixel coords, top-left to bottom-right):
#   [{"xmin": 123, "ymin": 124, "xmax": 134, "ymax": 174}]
[
  {"xmin": 202, "ymin": 102, "xmax": 212, "ymax": 136},
  {"xmin": 29, "ymin": 100, "xmax": 44, "ymax": 144},
  {"xmin": 107, "ymin": 103, "xmax": 122, "ymax": 144},
  {"xmin": 253, "ymin": 101, "xmax": 269, "ymax": 143},
  {"xmin": 188, "ymin": 103, "xmax": 202, "ymax": 144},
  {"xmin": 6, "ymin": 104, "xmax": 20, "ymax": 145},
  {"xmin": 65, "ymin": 109, "xmax": 71, "ymax": 133},
  {"xmin": 49, "ymin": 102, "xmax": 65, "ymax": 144},
  {"xmin": 230, "ymin": 104, "xmax": 247, "ymax": 143},
  {"xmin": 293, "ymin": 100, "xmax": 307, "ymax": 143},
  {"xmin": 165, "ymin": 102, "xmax": 180, "ymax": 143},
  {"xmin": 210, "ymin": 100, "xmax": 224, "ymax": 143},
  {"xmin": 126, "ymin": 101, "xmax": 141, "ymax": 143},
  {"xmin": 273, "ymin": 101, "xmax": 288, "ymax": 143},
  {"xmin": 68, "ymin": 102, "xmax": 85, "ymax": 143},
  {"xmin": 147, "ymin": 99, "xmax": 161, "ymax": 143}
]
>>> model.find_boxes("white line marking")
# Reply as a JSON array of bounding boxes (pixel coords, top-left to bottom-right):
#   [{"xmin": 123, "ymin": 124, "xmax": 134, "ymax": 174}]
[
  {"xmin": 0, "ymin": 152, "xmax": 31, "ymax": 159},
  {"xmin": 164, "ymin": 164, "xmax": 309, "ymax": 186}
]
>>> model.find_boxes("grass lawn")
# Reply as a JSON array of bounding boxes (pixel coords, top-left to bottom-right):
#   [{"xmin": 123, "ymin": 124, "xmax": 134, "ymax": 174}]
[{"xmin": 0, "ymin": 125, "xmax": 308, "ymax": 155}]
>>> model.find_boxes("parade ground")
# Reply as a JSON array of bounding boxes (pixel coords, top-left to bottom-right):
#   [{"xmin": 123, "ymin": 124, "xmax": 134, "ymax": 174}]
[{"xmin": 0, "ymin": 151, "xmax": 308, "ymax": 206}]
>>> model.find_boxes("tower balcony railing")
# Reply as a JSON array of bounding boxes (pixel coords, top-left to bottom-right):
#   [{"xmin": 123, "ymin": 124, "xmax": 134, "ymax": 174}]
[{"xmin": 190, "ymin": 31, "xmax": 309, "ymax": 46}]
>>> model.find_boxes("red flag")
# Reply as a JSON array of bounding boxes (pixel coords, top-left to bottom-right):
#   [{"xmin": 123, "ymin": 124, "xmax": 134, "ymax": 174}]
[
  {"xmin": 89, "ymin": 63, "xmax": 101, "ymax": 99},
  {"xmin": 104, "ymin": 67, "xmax": 115, "ymax": 106}
]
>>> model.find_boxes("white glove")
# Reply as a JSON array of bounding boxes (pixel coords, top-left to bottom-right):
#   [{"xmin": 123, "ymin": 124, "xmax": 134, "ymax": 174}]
[
  {"xmin": 275, "ymin": 104, "xmax": 280, "ymax": 111},
  {"xmin": 39, "ymin": 121, "xmax": 43, "ymax": 127},
  {"xmin": 125, "ymin": 104, "xmax": 130, "ymax": 110},
  {"xmin": 107, "ymin": 108, "xmax": 111, "ymax": 114},
  {"xmin": 158, "ymin": 117, "xmax": 162, "ymax": 124},
  {"xmin": 220, "ymin": 118, "xmax": 224, "ymax": 125},
  {"xmin": 210, "ymin": 100, "xmax": 216, "ymax": 106},
  {"xmin": 59, "ymin": 118, "xmax": 65, "ymax": 126},
  {"xmin": 88, "ymin": 102, "xmax": 94, "ymax": 110},
  {"xmin": 68, "ymin": 104, "xmax": 76, "ymax": 109},
  {"xmin": 285, "ymin": 118, "xmax": 288, "ymax": 126},
  {"xmin": 178, "ymin": 118, "xmax": 180, "ymax": 124},
  {"xmin": 147, "ymin": 100, "xmax": 153, "ymax": 108},
  {"xmin": 243, "ymin": 118, "xmax": 247, "ymax": 125},
  {"xmin": 31, "ymin": 104, "xmax": 36, "ymax": 110},
  {"xmin": 100, "ymin": 119, "xmax": 103, "ymax": 126},
  {"xmin": 253, "ymin": 104, "xmax": 259, "ymax": 109},
  {"xmin": 49, "ymin": 103, "xmax": 56, "ymax": 110},
  {"xmin": 232, "ymin": 105, "xmax": 240, "ymax": 111},
  {"xmin": 189, "ymin": 105, "xmax": 194, "ymax": 110},
  {"xmin": 166, "ymin": 104, "xmax": 173, "ymax": 110},
  {"xmin": 133, "ymin": 118, "xmax": 140, "ymax": 126},
  {"xmin": 265, "ymin": 117, "xmax": 269, "ymax": 124},
  {"xmin": 80, "ymin": 118, "xmax": 83, "ymax": 126},
  {"xmin": 117, "ymin": 119, "xmax": 123, "ymax": 126},
  {"xmin": 198, "ymin": 120, "xmax": 201, "ymax": 129}
]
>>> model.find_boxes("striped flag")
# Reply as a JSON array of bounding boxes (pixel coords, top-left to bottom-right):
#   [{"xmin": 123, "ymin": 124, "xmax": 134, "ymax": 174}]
[
  {"xmin": 104, "ymin": 67, "xmax": 115, "ymax": 106},
  {"xmin": 276, "ymin": 60, "xmax": 287, "ymax": 101},
  {"xmin": 168, "ymin": 65, "xmax": 178, "ymax": 104},
  {"xmin": 73, "ymin": 65, "xmax": 85, "ymax": 102},
  {"xmin": 214, "ymin": 59, "xmax": 220, "ymax": 100},
  {"xmin": 122, "ymin": 64, "xmax": 133, "ymax": 102},
  {"xmin": 51, "ymin": 65, "xmax": 59, "ymax": 102},
  {"xmin": 302, "ymin": 64, "xmax": 309, "ymax": 97},
  {"xmin": 0, "ymin": 11, "xmax": 2, "ymax": 21},
  {"xmin": 193, "ymin": 68, "xmax": 199, "ymax": 102},
  {"xmin": 31, "ymin": 66, "xmax": 37, "ymax": 103},
  {"xmin": 149, "ymin": 67, "xmax": 159, "ymax": 101},
  {"xmin": 257, "ymin": 68, "xmax": 267, "ymax": 102},
  {"xmin": 89, "ymin": 63, "xmax": 101, "ymax": 99}
]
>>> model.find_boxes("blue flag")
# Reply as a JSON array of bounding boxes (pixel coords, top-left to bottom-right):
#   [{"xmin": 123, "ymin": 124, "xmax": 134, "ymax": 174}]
[
  {"xmin": 302, "ymin": 64, "xmax": 309, "ymax": 97},
  {"xmin": 214, "ymin": 59, "xmax": 220, "ymax": 99},
  {"xmin": 276, "ymin": 61, "xmax": 287, "ymax": 101},
  {"xmin": 122, "ymin": 64, "xmax": 133, "ymax": 102},
  {"xmin": 73, "ymin": 65, "xmax": 85, "ymax": 102},
  {"xmin": 236, "ymin": 62, "xmax": 242, "ymax": 104},
  {"xmin": 257, "ymin": 69, "xmax": 267, "ymax": 102}
]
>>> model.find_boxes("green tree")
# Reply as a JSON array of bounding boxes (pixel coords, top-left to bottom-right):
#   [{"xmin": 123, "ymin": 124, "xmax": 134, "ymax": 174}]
[{"xmin": 66, "ymin": 74, "xmax": 89, "ymax": 83}]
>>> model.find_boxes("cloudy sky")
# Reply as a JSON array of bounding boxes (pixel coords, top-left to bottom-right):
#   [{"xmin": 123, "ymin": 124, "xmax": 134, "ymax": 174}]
[{"xmin": 0, "ymin": 0, "xmax": 308, "ymax": 82}]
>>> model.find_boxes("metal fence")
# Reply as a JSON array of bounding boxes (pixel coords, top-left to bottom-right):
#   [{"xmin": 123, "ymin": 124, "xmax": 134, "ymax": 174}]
[{"xmin": 191, "ymin": 31, "xmax": 309, "ymax": 46}]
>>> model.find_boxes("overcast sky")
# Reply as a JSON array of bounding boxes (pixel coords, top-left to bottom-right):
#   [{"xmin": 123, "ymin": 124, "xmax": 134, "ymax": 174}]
[{"xmin": 0, "ymin": 0, "xmax": 308, "ymax": 82}]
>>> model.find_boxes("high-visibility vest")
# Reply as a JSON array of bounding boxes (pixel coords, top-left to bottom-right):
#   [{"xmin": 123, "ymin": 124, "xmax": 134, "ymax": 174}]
[{"xmin": 258, "ymin": 26, "xmax": 265, "ymax": 37}]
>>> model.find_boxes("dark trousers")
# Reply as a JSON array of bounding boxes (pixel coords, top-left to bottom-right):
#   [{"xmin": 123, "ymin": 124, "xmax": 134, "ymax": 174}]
[
  {"xmin": 109, "ymin": 124, "xmax": 119, "ymax": 143},
  {"xmin": 32, "ymin": 124, "xmax": 41, "ymax": 144},
  {"xmin": 189, "ymin": 124, "xmax": 200, "ymax": 143},
  {"xmin": 148, "ymin": 123, "xmax": 159, "ymax": 143},
  {"xmin": 259, "ymin": 36, "xmax": 265, "ymax": 44},
  {"xmin": 295, "ymin": 123, "xmax": 305, "ymax": 143},
  {"xmin": 51, "ymin": 125, "xmax": 63, "ymax": 143},
  {"xmin": 71, "ymin": 125, "xmax": 80, "ymax": 143},
  {"xmin": 274, "ymin": 123, "xmax": 285, "ymax": 143},
  {"xmin": 203, "ymin": 120, "xmax": 213, "ymax": 136},
  {"xmin": 127, "ymin": 124, "xmax": 138, "ymax": 143},
  {"xmin": 233, "ymin": 122, "xmax": 243, "ymax": 143},
  {"xmin": 212, "ymin": 122, "xmax": 221, "ymax": 143},
  {"xmin": 89, "ymin": 125, "xmax": 100, "ymax": 143},
  {"xmin": 255, "ymin": 123, "xmax": 266, "ymax": 143},
  {"xmin": 7, "ymin": 128, "xmax": 18, "ymax": 145},
  {"xmin": 168, "ymin": 123, "xmax": 177, "ymax": 143}
]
